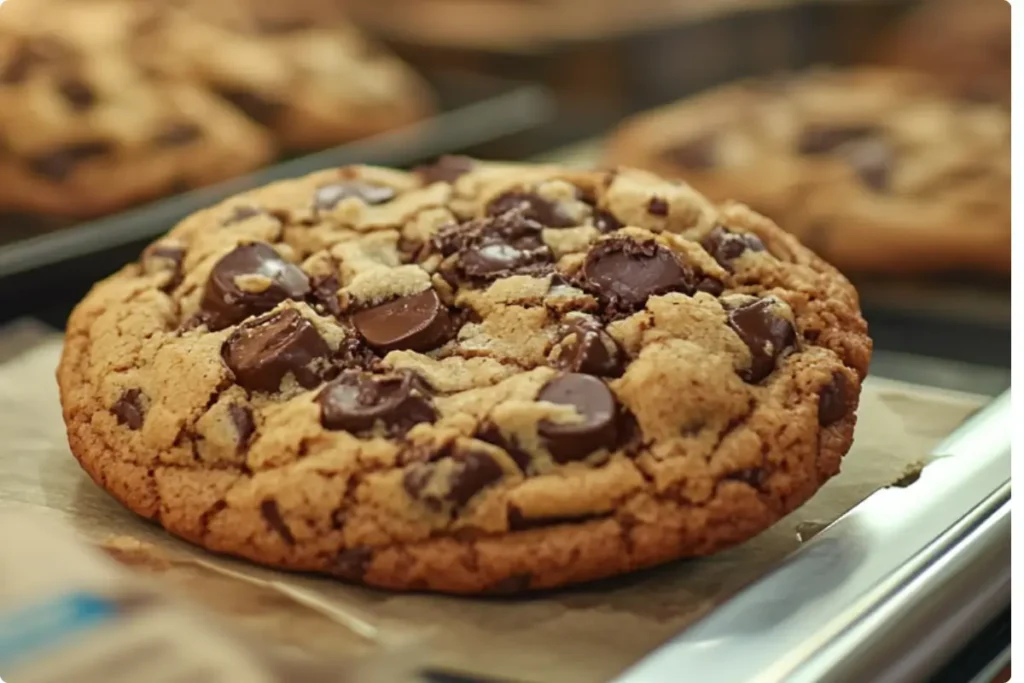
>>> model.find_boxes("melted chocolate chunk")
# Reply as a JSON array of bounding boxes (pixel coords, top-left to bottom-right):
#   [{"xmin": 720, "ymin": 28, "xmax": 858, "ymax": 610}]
[
  {"xmin": 727, "ymin": 298, "xmax": 797, "ymax": 383},
  {"xmin": 334, "ymin": 547, "xmax": 372, "ymax": 581},
  {"xmin": 228, "ymin": 404, "xmax": 255, "ymax": 449},
  {"xmin": 142, "ymin": 243, "xmax": 186, "ymax": 292},
  {"xmin": 434, "ymin": 211, "xmax": 555, "ymax": 284},
  {"xmin": 153, "ymin": 123, "xmax": 203, "ymax": 148},
  {"xmin": 507, "ymin": 506, "xmax": 608, "ymax": 531},
  {"xmin": 486, "ymin": 191, "xmax": 576, "ymax": 228},
  {"xmin": 701, "ymin": 226, "xmax": 766, "ymax": 270},
  {"xmin": 318, "ymin": 371, "xmax": 436, "ymax": 436},
  {"xmin": 112, "ymin": 389, "xmax": 146, "ymax": 430},
  {"xmin": 260, "ymin": 500, "xmax": 295, "ymax": 545},
  {"xmin": 592, "ymin": 209, "xmax": 623, "ymax": 233},
  {"xmin": 818, "ymin": 372, "xmax": 850, "ymax": 426},
  {"xmin": 554, "ymin": 318, "xmax": 625, "ymax": 377},
  {"xmin": 477, "ymin": 424, "xmax": 532, "ymax": 472},
  {"xmin": 415, "ymin": 155, "xmax": 475, "ymax": 184},
  {"xmin": 314, "ymin": 181, "xmax": 396, "ymax": 211},
  {"xmin": 57, "ymin": 76, "xmax": 96, "ymax": 111},
  {"xmin": 352, "ymin": 289, "xmax": 453, "ymax": 353},
  {"xmin": 28, "ymin": 140, "xmax": 113, "ymax": 182},
  {"xmin": 647, "ymin": 197, "xmax": 669, "ymax": 217},
  {"xmin": 200, "ymin": 243, "xmax": 310, "ymax": 331},
  {"xmin": 222, "ymin": 309, "xmax": 330, "ymax": 393},
  {"xmin": 797, "ymin": 125, "xmax": 877, "ymax": 155},
  {"xmin": 580, "ymin": 239, "xmax": 695, "ymax": 315},
  {"xmin": 403, "ymin": 450, "xmax": 504, "ymax": 509},
  {"xmin": 537, "ymin": 373, "xmax": 619, "ymax": 463},
  {"xmin": 216, "ymin": 87, "xmax": 284, "ymax": 126},
  {"xmin": 333, "ymin": 336, "xmax": 378, "ymax": 372},
  {"xmin": 662, "ymin": 134, "xmax": 718, "ymax": 170},
  {"xmin": 308, "ymin": 274, "xmax": 342, "ymax": 318}
]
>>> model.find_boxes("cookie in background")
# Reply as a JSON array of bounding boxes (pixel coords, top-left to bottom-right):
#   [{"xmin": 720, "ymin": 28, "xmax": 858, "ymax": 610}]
[
  {"xmin": 876, "ymin": 0, "xmax": 1009, "ymax": 107},
  {"xmin": 604, "ymin": 68, "xmax": 1010, "ymax": 276}
]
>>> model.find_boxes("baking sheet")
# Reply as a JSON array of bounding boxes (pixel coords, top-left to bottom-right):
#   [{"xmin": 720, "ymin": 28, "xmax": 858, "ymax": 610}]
[{"xmin": 0, "ymin": 324, "xmax": 988, "ymax": 683}]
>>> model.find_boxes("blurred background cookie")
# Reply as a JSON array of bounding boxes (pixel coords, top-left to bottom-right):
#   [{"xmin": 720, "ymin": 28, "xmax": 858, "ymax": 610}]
[
  {"xmin": 876, "ymin": 0, "xmax": 1009, "ymax": 106},
  {"xmin": 604, "ymin": 68, "xmax": 1010, "ymax": 276}
]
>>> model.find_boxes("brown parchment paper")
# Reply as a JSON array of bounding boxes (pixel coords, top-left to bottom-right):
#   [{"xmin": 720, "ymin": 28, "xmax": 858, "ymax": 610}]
[{"xmin": 0, "ymin": 326, "xmax": 988, "ymax": 683}]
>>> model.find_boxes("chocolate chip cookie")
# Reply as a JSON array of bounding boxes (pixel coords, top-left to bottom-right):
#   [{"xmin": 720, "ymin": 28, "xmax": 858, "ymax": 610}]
[
  {"xmin": 132, "ymin": 0, "xmax": 434, "ymax": 151},
  {"xmin": 604, "ymin": 68, "xmax": 1010, "ymax": 275},
  {"xmin": 58, "ymin": 159, "xmax": 871, "ymax": 594},
  {"xmin": 0, "ymin": 0, "xmax": 276, "ymax": 217}
]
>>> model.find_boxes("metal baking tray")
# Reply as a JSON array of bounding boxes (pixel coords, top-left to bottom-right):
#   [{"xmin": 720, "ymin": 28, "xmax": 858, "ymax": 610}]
[
  {"xmin": 615, "ymin": 390, "xmax": 1011, "ymax": 683},
  {"xmin": 0, "ymin": 74, "xmax": 554, "ymax": 326}
]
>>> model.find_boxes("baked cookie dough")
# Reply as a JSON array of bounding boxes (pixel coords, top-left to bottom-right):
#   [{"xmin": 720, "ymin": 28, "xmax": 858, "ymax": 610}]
[
  {"xmin": 604, "ymin": 68, "xmax": 1010, "ymax": 275},
  {"xmin": 58, "ymin": 158, "xmax": 871, "ymax": 593}
]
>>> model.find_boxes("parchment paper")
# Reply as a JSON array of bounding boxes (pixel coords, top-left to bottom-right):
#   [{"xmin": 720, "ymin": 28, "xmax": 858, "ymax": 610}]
[{"xmin": 0, "ymin": 325, "xmax": 988, "ymax": 683}]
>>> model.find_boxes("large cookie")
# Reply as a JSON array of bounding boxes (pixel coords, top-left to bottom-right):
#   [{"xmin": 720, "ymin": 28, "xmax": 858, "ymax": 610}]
[
  {"xmin": 604, "ymin": 68, "xmax": 1010, "ymax": 275},
  {"xmin": 0, "ymin": 0, "xmax": 275, "ymax": 217},
  {"xmin": 58, "ymin": 158, "xmax": 871, "ymax": 594}
]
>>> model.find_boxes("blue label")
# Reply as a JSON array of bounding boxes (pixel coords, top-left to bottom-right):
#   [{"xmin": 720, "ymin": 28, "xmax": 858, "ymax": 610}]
[{"xmin": 0, "ymin": 592, "xmax": 117, "ymax": 670}]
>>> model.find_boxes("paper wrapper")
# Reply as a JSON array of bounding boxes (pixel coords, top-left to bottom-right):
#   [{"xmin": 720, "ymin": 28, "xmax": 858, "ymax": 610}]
[{"xmin": 0, "ymin": 323, "xmax": 987, "ymax": 683}]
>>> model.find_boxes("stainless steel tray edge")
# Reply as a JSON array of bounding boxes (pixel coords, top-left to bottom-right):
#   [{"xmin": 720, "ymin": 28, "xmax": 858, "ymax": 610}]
[{"xmin": 614, "ymin": 391, "xmax": 1011, "ymax": 683}]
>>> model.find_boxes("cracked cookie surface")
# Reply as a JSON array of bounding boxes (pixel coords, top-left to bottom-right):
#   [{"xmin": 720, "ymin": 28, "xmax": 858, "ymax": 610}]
[
  {"xmin": 58, "ymin": 158, "xmax": 871, "ymax": 594},
  {"xmin": 604, "ymin": 68, "xmax": 1010, "ymax": 276}
]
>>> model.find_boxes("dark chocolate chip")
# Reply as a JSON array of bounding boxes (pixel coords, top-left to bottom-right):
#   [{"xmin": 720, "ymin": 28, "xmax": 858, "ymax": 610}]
[
  {"xmin": 308, "ymin": 274, "xmax": 342, "ymax": 318},
  {"xmin": 112, "ymin": 389, "xmax": 145, "ymax": 430},
  {"xmin": 352, "ymin": 289, "xmax": 453, "ymax": 353},
  {"xmin": 28, "ymin": 140, "xmax": 112, "ymax": 182},
  {"xmin": 646, "ymin": 197, "xmax": 669, "ymax": 217},
  {"xmin": 842, "ymin": 138, "xmax": 892, "ymax": 192},
  {"xmin": 554, "ymin": 318, "xmax": 625, "ymax": 377},
  {"xmin": 662, "ymin": 134, "xmax": 718, "ymax": 170},
  {"xmin": 333, "ymin": 336, "xmax": 379, "ymax": 373},
  {"xmin": 797, "ymin": 125, "xmax": 877, "ymax": 155},
  {"xmin": 434, "ymin": 211, "xmax": 554, "ymax": 284},
  {"xmin": 580, "ymin": 238, "xmax": 695, "ymax": 315},
  {"xmin": 57, "ymin": 76, "xmax": 96, "ymax": 111},
  {"xmin": 216, "ymin": 87, "xmax": 284, "ymax": 126},
  {"xmin": 727, "ymin": 298, "xmax": 797, "ymax": 384},
  {"xmin": 415, "ymin": 155, "xmax": 475, "ymax": 184},
  {"xmin": 314, "ymin": 181, "xmax": 396, "ymax": 211},
  {"xmin": 222, "ymin": 308, "xmax": 330, "ymax": 392},
  {"xmin": 447, "ymin": 451, "xmax": 504, "ymax": 507},
  {"xmin": 487, "ymin": 191, "xmax": 576, "ymax": 228},
  {"xmin": 507, "ymin": 506, "xmax": 608, "ymax": 531},
  {"xmin": 333, "ymin": 547, "xmax": 372, "ymax": 581},
  {"xmin": 537, "ymin": 373, "xmax": 619, "ymax": 463},
  {"xmin": 701, "ymin": 225, "xmax": 766, "ymax": 270},
  {"xmin": 403, "ymin": 450, "xmax": 504, "ymax": 509},
  {"xmin": 200, "ymin": 243, "xmax": 310, "ymax": 331},
  {"xmin": 592, "ymin": 209, "xmax": 623, "ymax": 233},
  {"xmin": 142, "ymin": 243, "xmax": 186, "ymax": 292},
  {"xmin": 223, "ymin": 205, "xmax": 263, "ymax": 225},
  {"xmin": 725, "ymin": 467, "xmax": 767, "ymax": 489},
  {"xmin": 818, "ymin": 372, "xmax": 850, "ymax": 426},
  {"xmin": 228, "ymin": 404, "xmax": 255, "ymax": 449},
  {"xmin": 696, "ymin": 277, "xmax": 725, "ymax": 296},
  {"xmin": 259, "ymin": 500, "xmax": 295, "ymax": 545},
  {"xmin": 152, "ymin": 123, "xmax": 203, "ymax": 148},
  {"xmin": 318, "ymin": 371, "xmax": 436, "ymax": 435},
  {"xmin": 477, "ymin": 424, "xmax": 532, "ymax": 472}
]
